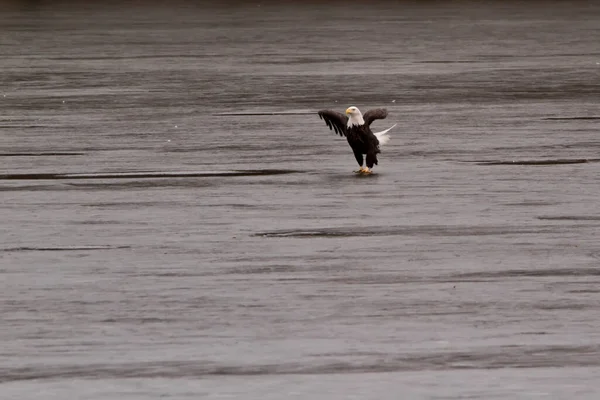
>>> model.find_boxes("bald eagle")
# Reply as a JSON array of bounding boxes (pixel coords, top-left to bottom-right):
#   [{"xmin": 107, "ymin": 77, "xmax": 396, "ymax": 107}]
[{"xmin": 318, "ymin": 106, "xmax": 396, "ymax": 174}]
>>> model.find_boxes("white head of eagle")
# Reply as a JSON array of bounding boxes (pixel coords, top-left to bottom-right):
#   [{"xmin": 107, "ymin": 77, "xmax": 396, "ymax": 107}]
[{"xmin": 345, "ymin": 106, "xmax": 365, "ymax": 127}]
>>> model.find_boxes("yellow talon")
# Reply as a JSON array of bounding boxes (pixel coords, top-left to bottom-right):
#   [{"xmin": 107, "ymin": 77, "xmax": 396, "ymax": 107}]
[{"xmin": 354, "ymin": 167, "xmax": 372, "ymax": 174}]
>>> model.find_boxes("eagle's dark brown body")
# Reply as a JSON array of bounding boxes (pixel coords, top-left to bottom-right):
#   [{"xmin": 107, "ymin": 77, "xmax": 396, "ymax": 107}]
[{"xmin": 317, "ymin": 108, "xmax": 388, "ymax": 169}]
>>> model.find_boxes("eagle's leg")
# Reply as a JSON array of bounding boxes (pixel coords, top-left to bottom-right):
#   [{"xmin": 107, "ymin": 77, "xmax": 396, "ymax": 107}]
[
  {"xmin": 353, "ymin": 150, "xmax": 365, "ymax": 173},
  {"xmin": 363, "ymin": 152, "xmax": 377, "ymax": 174}
]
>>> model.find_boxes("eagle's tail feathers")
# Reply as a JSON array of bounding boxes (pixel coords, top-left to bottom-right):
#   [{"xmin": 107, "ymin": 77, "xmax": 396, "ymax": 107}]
[{"xmin": 374, "ymin": 123, "xmax": 396, "ymax": 146}]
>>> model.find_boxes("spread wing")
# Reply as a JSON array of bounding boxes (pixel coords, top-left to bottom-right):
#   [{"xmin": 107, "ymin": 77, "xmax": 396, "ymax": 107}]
[
  {"xmin": 363, "ymin": 108, "xmax": 388, "ymax": 127},
  {"xmin": 317, "ymin": 110, "xmax": 348, "ymax": 137}
]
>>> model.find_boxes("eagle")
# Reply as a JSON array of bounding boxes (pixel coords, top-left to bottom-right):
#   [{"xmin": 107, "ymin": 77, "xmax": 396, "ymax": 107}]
[{"xmin": 317, "ymin": 106, "xmax": 396, "ymax": 174}]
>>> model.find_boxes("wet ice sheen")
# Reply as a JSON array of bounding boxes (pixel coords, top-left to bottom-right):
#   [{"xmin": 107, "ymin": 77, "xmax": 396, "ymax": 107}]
[{"xmin": 1, "ymin": 1, "xmax": 600, "ymax": 399}]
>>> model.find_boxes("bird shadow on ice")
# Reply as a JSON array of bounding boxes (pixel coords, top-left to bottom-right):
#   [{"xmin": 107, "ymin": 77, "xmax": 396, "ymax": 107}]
[
  {"xmin": 316, "ymin": 170, "xmax": 383, "ymax": 185},
  {"xmin": 340, "ymin": 170, "xmax": 381, "ymax": 178}
]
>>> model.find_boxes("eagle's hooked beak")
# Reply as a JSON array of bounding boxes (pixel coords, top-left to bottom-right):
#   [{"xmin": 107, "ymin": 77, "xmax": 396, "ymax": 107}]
[{"xmin": 345, "ymin": 108, "xmax": 352, "ymax": 115}]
